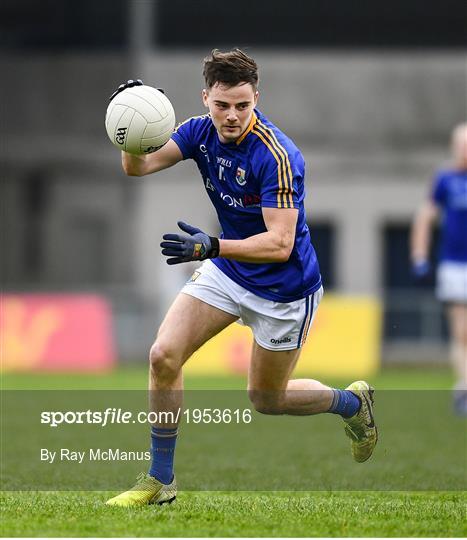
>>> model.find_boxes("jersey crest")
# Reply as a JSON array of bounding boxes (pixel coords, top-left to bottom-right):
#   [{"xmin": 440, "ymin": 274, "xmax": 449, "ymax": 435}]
[{"xmin": 235, "ymin": 167, "xmax": 246, "ymax": 186}]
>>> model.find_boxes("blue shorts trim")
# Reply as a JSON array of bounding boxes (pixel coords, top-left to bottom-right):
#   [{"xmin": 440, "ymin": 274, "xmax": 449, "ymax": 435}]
[{"xmin": 297, "ymin": 293, "xmax": 313, "ymax": 349}]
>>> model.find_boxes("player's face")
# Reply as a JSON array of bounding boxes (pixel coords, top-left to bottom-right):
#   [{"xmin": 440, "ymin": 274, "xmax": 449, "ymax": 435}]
[{"xmin": 202, "ymin": 82, "xmax": 258, "ymax": 143}]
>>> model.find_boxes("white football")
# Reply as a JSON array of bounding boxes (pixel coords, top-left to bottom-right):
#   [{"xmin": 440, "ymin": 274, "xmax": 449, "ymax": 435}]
[{"xmin": 105, "ymin": 85, "xmax": 176, "ymax": 155}]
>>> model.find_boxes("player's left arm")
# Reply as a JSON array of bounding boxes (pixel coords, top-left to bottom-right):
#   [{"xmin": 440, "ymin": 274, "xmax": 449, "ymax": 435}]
[
  {"xmin": 160, "ymin": 209, "xmax": 298, "ymax": 265},
  {"xmin": 219, "ymin": 207, "xmax": 298, "ymax": 263}
]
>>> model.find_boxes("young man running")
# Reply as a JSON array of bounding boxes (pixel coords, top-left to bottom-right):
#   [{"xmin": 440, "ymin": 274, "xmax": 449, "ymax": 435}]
[{"xmin": 106, "ymin": 49, "xmax": 377, "ymax": 507}]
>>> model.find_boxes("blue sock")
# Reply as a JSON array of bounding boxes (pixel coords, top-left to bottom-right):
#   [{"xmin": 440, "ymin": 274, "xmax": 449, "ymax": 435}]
[
  {"xmin": 328, "ymin": 389, "xmax": 361, "ymax": 418},
  {"xmin": 149, "ymin": 427, "xmax": 178, "ymax": 484}
]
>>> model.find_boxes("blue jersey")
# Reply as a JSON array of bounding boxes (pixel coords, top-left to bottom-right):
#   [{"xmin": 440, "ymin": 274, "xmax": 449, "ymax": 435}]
[
  {"xmin": 171, "ymin": 109, "xmax": 321, "ymax": 302},
  {"xmin": 431, "ymin": 169, "xmax": 467, "ymax": 263}
]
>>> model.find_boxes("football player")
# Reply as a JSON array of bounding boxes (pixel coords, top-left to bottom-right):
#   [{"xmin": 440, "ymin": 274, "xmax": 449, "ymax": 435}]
[
  {"xmin": 106, "ymin": 49, "xmax": 377, "ymax": 507},
  {"xmin": 411, "ymin": 123, "xmax": 467, "ymax": 415}
]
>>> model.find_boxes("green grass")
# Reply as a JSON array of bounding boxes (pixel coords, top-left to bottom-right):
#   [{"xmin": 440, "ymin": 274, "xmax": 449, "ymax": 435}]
[
  {"xmin": 1, "ymin": 364, "xmax": 455, "ymax": 390},
  {"xmin": 1, "ymin": 491, "xmax": 465, "ymax": 537},
  {"xmin": 1, "ymin": 366, "xmax": 465, "ymax": 537}
]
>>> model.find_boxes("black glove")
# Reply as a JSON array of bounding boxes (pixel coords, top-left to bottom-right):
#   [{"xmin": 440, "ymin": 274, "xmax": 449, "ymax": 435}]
[
  {"xmin": 109, "ymin": 79, "xmax": 143, "ymax": 102},
  {"xmin": 160, "ymin": 222, "xmax": 220, "ymax": 265},
  {"xmin": 109, "ymin": 79, "xmax": 166, "ymax": 102}
]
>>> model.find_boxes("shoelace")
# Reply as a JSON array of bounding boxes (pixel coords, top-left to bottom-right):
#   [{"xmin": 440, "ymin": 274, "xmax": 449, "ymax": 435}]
[
  {"xmin": 346, "ymin": 406, "xmax": 369, "ymax": 439},
  {"xmin": 346, "ymin": 422, "xmax": 366, "ymax": 440},
  {"xmin": 131, "ymin": 473, "xmax": 158, "ymax": 493}
]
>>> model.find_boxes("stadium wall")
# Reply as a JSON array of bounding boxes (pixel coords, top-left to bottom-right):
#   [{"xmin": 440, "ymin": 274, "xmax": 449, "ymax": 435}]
[
  {"xmin": 1, "ymin": 51, "xmax": 464, "ymax": 146},
  {"xmin": 2, "ymin": 51, "xmax": 465, "ymax": 361}
]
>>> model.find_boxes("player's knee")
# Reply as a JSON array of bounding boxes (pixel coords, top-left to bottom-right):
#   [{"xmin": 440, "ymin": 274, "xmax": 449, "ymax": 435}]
[
  {"xmin": 248, "ymin": 389, "xmax": 284, "ymax": 415},
  {"xmin": 149, "ymin": 341, "xmax": 180, "ymax": 380}
]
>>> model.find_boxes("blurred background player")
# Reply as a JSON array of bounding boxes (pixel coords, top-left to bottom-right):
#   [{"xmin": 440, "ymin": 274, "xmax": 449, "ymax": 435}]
[
  {"xmin": 411, "ymin": 123, "xmax": 467, "ymax": 415},
  {"xmin": 105, "ymin": 49, "xmax": 377, "ymax": 507}
]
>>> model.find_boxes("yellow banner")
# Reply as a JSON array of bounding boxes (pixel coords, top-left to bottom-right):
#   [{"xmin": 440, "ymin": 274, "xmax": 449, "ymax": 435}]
[{"xmin": 185, "ymin": 294, "xmax": 381, "ymax": 378}]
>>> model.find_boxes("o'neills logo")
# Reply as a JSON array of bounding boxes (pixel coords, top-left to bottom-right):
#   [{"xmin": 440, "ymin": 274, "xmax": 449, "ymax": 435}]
[{"xmin": 270, "ymin": 337, "xmax": 292, "ymax": 344}]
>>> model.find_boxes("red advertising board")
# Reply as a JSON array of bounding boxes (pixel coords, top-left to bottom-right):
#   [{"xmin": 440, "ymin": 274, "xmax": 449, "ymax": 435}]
[{"xmin": 1, "ymin": 294, "xmax": 115, "ymax": 372}]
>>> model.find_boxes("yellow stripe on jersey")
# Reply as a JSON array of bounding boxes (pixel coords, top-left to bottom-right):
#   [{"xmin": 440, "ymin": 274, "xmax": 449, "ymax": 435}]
[
  {"xmin": 257, "ymin": 121, "xmax": 294, "ymax": 208},
  {"xmin": 253, "ymin": 122, "xmax": 294, "ymax": 208},
  {"xmin": 253, "ymin": 124, "xmax": 286, "ymax": 207},
  {"xmin": 256, "ymin": 128, "xmax": 289, "ymax": 208},
  {"xmin": 251, "ymin": 127, "xmax": 286, "ymax": 207},
  {"xmin": 236, "ymin": 111, "xmax": 257, "ymax": 145}
]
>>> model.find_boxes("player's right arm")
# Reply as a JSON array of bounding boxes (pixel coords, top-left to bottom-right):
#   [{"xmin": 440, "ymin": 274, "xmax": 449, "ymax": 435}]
[
  {"xmin": 410, "ymin": 172, "xmax": 445, "ymax": 268},
  {"xmin": 122, "ymin": 139, "xmax": 183, "ymax": 177}
]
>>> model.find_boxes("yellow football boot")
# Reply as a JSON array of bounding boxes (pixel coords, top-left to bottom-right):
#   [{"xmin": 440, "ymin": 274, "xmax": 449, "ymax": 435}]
[
  {"xmin": 106, "ymin": 473, "xmax": 176, "ymax": 507},
  {"xmin": 343, "ymin": 380, "xmax": 378, "ymax": 462}
]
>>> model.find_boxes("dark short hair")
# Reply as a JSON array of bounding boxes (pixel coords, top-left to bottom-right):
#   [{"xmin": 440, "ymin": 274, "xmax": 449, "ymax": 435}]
[{"xmin": 203, "ymin": 48, "xmax": 259, "ymax": 90}]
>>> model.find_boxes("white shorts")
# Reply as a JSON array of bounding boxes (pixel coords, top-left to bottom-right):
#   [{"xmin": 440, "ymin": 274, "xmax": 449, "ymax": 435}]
[
  {"xmin": 181, "ymin": 260, "xmax": 323, "ymax": 351},
  {"xmin": 436, "ymin": 261, "xmax": 467, "ymax": 303}
]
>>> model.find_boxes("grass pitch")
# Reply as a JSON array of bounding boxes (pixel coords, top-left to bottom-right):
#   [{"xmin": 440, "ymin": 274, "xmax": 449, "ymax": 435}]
[
  {"xmin": 1, "ymin": 491, "xmax": 464, "ymax": 537},
  {"xmin": 1, "ymin": 366, "xmax": 466, "ymax": 537}
]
